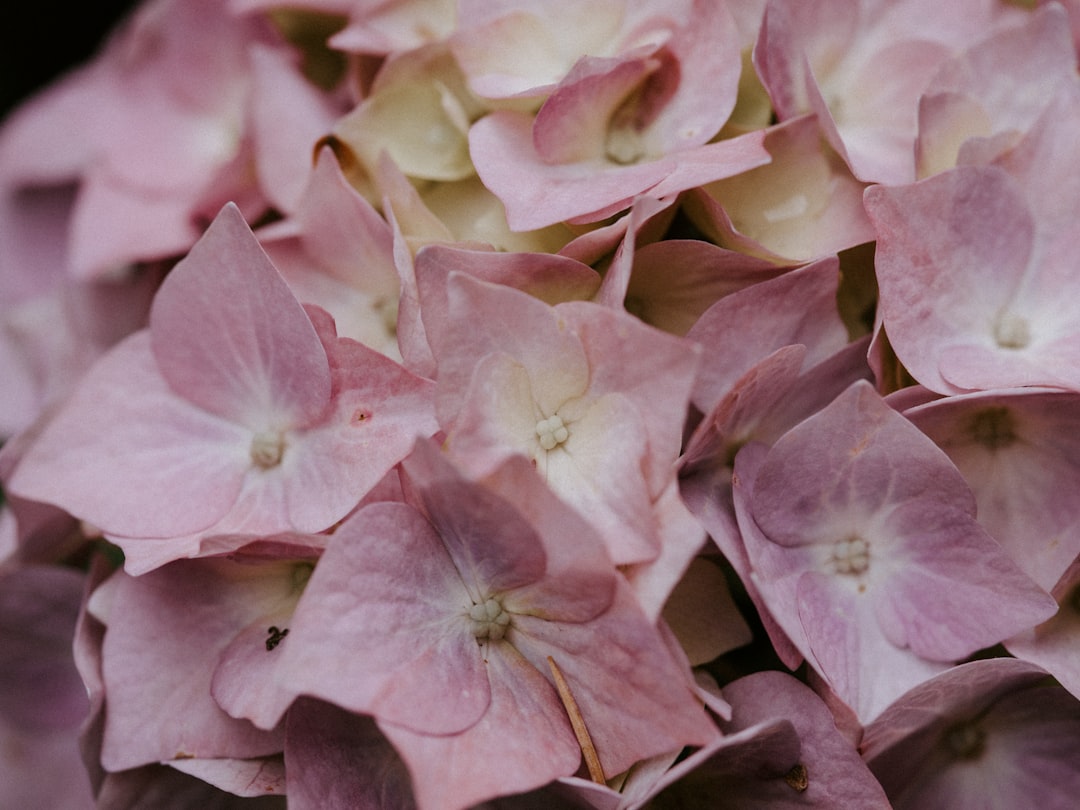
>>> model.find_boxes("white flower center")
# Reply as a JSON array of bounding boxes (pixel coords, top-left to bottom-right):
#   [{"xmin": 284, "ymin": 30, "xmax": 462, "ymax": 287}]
[
  {"xmin": 468, "ymin": 597, "xmax": 511, "ymax": 641},
  {"xmin": 250, "ymin": 431, "xmax": 286, "ymax": 469},
  {"xmin": 830, "ymin": 535, "xmax": 869, "ymax": 576},
  {"xmin": 605, "ymin": 124, "xmax": 647, "ymax": 165},
  {"xmin": 535, "ymin": 414, "xmax": 570, "ymax": 451},
  {"xmin": 993, "ymin": 313, "xmax": 1030, "ymax": 350}
]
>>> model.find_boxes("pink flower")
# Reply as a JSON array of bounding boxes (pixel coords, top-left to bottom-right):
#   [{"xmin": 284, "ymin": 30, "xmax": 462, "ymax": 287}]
[
  {"xmin": 423, "ymin": 268, "xmax": 703, "ymax": 612},
  {"xmin": 732, "ymin": 381, "xmax": 1057, "ymax": 722},
  {"xmin": 862, "ymin": 658, "xmax": 1080, "ymax": 810},
  {"xmin": 866, "ymin": 87, "xmax": 1080, "ymax": 394},
  {"xmin": 0, "ymin": 0, "xmax": 341, "ymax": 280},
  {"xmin": 6, "ymin": 204, "xmax": 436, "ymax": 573},
  {"xmin": 468, "ymin": 0, "xmax": 770, "ymax": 229},
  {"xmin": 276, "ymin": 441, "xmax": 716, "ymax": 810}
]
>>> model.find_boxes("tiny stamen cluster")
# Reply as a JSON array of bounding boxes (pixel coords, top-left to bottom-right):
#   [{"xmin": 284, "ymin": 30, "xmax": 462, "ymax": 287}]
[
  {"xmin": 830, "ymin": 535, "xmax": 870, "ymax": 576},
  {"xmin": 250, "ymin": 431, "xmax": 286, "ymax": 469},
  {"xmin": 535, "ymin": 414, "xmax": 569, "ymax": 451},
  {"xmin": 993, "ymin": 313, "xmax": 1031, "ymax": 350},
  {"xmin": 468, "ymin": 597, "xmax": 511, "ymax": 641}
]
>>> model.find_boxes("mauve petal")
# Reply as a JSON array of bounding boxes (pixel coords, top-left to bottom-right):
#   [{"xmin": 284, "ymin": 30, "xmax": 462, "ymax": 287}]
[
  {"xmin": 98, "ymin": 563, "xmax": 286, "ymax": 771},
  {"xmin": 470, "ymin": 110, "xmax": 673, "ymax": 230},
  {"xmin": 401, "ymin": 440, "xmax": 548, "ymax": 597},
  {"xmin": 414, "ymin": 242, "xmax": 599, "ymax": 361},
  {"xmin": 865, "ymin": 167, "xmax": 1038, "ymax": 394},
  {"xmin": 277, "ymin": 502, "xmax": 491, "ymax": 736},
  {"xmin": 378, "ymin": 644, "xmax": 580, "ymax": 810},
  {"xmin": 903, "ymin": 389, "xmax": 1080, "ymax": 591},
  {"xmin": 1006, "ymin": 559, "xmax": 1080, "ymax": 701},
  {"xmin": 248, "ymin": 45, "xmax": 341, "ymax": 215},
  {"xmin": 511, "ymin": 582, "xmax": 717, "ymax": 778},
  {"xmin": 7, "ymin": 332, "xmax": 250, "ymax": 540},
  {"xmin": 285, "ymin": 699, "xmax": 414, "ymax": 810},
  {"xmin": 434, "ymin": 272, "xmax": 590, "ymax": 426},
  {"xmin": 465, "ymin": 450, "xmax": 616, "ymax": 621},
  {"xmin": 687, "ymin": 256, "xmax": 847, "ymax": 413},
  {"xmin": 862, "ymin": 658, "xmax": 1080, "ymax": 810},
  {"xmin": 0, "ymin": 565, "xmax": 88, "ymax": 732},
  {"xmin": 716, "ymin": 670, "xmax": 892, "ymax": 808},
  {"xmin": 877, "ymin": 498, "xmax": 1057, "ymax": 661},
  {"xmin": 750, "ymin": 381, "xmax": 976, "ymax": 548},
  {"xmin": 150, "ymin": 203, "xmax": 332, "ymax": 429},
  {"xmin": 796, "ymin": 571, "xmax": 949, "ymax": 723},
  {"xmin": 728, "ymin": 442, "xmax": 806, "ymax": 670}
]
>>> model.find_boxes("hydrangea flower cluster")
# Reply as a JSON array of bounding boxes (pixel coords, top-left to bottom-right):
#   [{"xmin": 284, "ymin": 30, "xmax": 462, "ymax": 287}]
[{"xmin": 3, "ymin": 0, "xmax": 1080, "ymax": 807}]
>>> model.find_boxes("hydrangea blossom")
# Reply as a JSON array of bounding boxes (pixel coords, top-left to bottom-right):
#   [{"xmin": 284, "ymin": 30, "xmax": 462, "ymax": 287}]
[
  {"xmin": 6, "ymin": 204, "xmax": 436, "ymax": 573},
  {"xmin": 275, "ymin": 441, "xmax": 716, "ymax": 809},
  {"xmin": 5, "ymin": 0, "xmax": 1080, "ymax": 806},
  {"xmin": 732, "ymin": 381, "xmax": 1057, "ymax": 721}
]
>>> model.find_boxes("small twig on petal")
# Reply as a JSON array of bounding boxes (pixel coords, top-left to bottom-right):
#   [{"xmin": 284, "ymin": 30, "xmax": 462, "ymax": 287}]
[{"xmin": 547, "ymin": 655, "xmax": 605, "ymax": 784}]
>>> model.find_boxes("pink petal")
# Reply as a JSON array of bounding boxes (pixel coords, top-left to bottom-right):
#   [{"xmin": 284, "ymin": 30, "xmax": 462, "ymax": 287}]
[
  {"xmin": 7, "ymin": 332, "xmax": 250, "ymax": 539},
  {"xmin": 150, "ymin": 203, "xmax": 332, "ymax": 429},
  {"xmin": 379, "ymin": 644, "xmax": 579, "ymax": 810},
  {"xmin": 276, "ymin": 502, "xmax": 491, "ymax": 736},
  {"xmin": 285, "ymin": 698, "xmax": 414, "ymax": 810}
]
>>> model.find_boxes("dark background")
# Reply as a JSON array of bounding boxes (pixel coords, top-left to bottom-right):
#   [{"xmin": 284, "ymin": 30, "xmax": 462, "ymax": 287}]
[{"xmin": 1, "ymin": 1, "xmax": 139, "ymax": 122}]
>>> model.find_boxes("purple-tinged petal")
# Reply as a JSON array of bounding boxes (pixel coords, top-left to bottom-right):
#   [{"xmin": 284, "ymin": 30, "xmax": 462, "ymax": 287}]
[
  {"xmin": 864, "ymin": 165, "xmax": 1080, "ymax": 394},
  {"xmin": 95, "ymin": 556, "xmax": 298, "ymax": 771},
  {"xmin": 285, "ymin": 698, "xmax": 415, "ymax": 810},
  {"xmin": 1006, "ymin": 558, "xmax": 1080, "ymax": 702},
  {"xmin": 737, "ymin": 381, "xmax": 1056, "ymax": 719},
  {"xmin": 862, "ymin": 658, "xmax": 1080, "ymax": 810},
  {"xmin": 511, "ymin": 583, "xmax": 718, "ymax": 779},
  {"xmin": 379, "ymin": 643, "xmax": 580, "ymax": 810},
  {"xmin": 686, "ymin": 257, "xmax": 848, "ymax": 413},
  {"xmin": 903, "ymin": 389, "xmax": 1080, "ymax": 591},
  {"xmin": 717, "ymin": 671, "xmax": 890, "ymax": 808},
  {"xmin": 276, "ymin": 502, "xmax": 491, "ymax": 736},
  {"xmin": 642, "ymin": 670, "xmax": 890, "ymax": 807}
]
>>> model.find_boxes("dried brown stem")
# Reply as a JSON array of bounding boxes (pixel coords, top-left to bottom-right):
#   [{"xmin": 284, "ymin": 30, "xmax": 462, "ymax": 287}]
[{"xmin": 547, "ymin": 655, "xmax": 605, "ymax": 784}]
